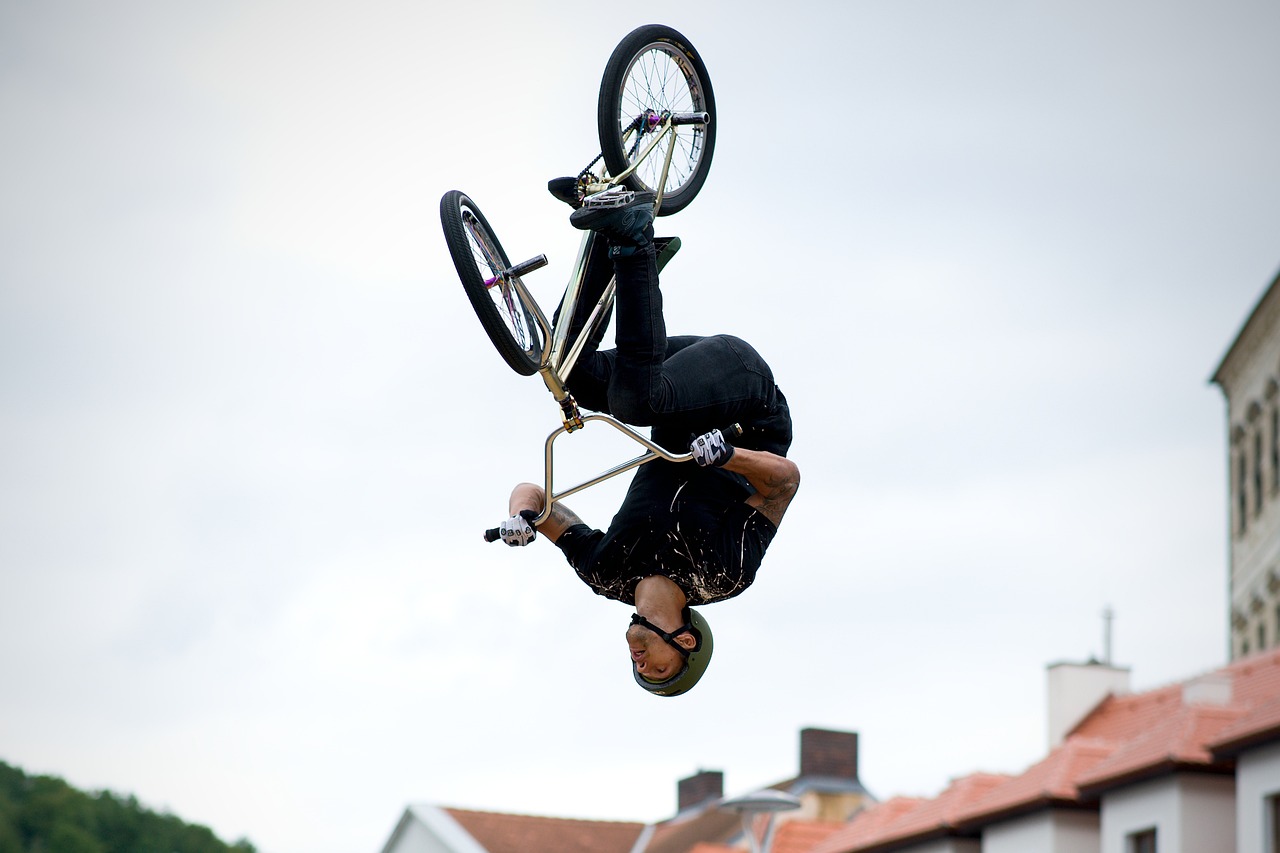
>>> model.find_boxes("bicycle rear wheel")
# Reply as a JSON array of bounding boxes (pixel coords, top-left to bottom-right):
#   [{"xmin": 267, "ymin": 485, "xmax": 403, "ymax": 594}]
[
  {"xmin": 440, "ymin": 190, "xmax": 544, "ymax": 376},
  {"xmin": 597, "ymin": 24, "xmax": 716, "ymax": 217}
]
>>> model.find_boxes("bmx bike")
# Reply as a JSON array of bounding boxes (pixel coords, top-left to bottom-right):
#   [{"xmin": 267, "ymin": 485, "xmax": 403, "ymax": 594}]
[{"xmin": 439, "ymin": 24, "xmax": 723, "ymax": 537}]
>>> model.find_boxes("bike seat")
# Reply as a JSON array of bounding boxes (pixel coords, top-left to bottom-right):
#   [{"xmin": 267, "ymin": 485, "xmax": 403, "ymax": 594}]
[
  {"xmin": 548, "ymin": 176, "xmax": 582, "ymax": 209},
  {"xmin": 655, "ymin": 235, "xmax": 681, "ymax": 272}
]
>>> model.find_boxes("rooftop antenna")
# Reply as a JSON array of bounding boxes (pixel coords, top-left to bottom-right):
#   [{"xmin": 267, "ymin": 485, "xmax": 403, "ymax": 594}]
[{"xmin": 1102, "ymin": 606, "xmax": 1114, "ymax": 665}]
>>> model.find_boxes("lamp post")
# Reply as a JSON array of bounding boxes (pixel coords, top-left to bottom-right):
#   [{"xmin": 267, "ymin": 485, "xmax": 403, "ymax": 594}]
[{"xmin": 718, "ymin": 789, "xmax": 802, "ymax": 853}]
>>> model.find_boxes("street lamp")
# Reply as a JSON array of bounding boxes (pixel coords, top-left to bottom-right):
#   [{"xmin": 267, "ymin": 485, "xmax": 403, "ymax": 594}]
[{"xmin": 719, "ymin": 789, "xmax": 802, "ymax": 853}]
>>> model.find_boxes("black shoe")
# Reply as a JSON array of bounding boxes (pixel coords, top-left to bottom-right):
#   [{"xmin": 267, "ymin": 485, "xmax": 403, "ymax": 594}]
[
  {"xmin": 548, "ymin": 176, "xmax": 582, "ymax": 209},
  {"xmin": 569, "ymin": 189, "xmax": 656, "ymax": 248}
]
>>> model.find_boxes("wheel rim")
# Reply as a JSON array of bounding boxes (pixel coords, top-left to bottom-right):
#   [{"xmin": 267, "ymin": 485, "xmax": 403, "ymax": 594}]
[
  {"xmin": 461, "ymin": 206, "xmax": 537, "ymax": 356},
  {"xmin": 614, "ymin": 42, "xmax": 709, "ymax": 200}
]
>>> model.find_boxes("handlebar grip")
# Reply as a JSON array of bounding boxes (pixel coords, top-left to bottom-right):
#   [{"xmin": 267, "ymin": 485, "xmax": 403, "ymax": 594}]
[
  {"xmin": 670, "ymin": 111, "xmax": 711, "ymax": 126},
  {"xmin": 505, "ymin": 254, "xmax": 548, "ymax": 279},
  {"xmin": 725, "ymin": 422, "xmax": 743, "ymax": 439},
  {"xmin": 484, "ymin": 527, "xmax": 501, "ymax": 543}
]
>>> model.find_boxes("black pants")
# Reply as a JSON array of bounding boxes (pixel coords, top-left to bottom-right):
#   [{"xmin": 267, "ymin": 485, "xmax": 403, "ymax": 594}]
[{"xmin": 559, "ymin": 237, "xmax": 792, "ymax": 456}]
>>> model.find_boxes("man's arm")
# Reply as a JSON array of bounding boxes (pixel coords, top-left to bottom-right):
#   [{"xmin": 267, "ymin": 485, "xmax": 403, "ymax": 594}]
[
  {"xmin": 507, "ymin": 482, "xmax": 586, "ymax": 544},
  {"xmin": 720, "ymin": 448, "xmax": 801, "ymax": 527}
]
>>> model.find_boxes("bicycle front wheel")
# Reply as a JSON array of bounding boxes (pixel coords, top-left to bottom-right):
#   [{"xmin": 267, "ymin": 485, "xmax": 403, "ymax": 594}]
[
  {"xmin": 597, "ymin": 24, "xmax": 716, "ymax": 217},
  {"xmin": 440, "ymin": 190, "xmax": 544, "ymax": 376}
]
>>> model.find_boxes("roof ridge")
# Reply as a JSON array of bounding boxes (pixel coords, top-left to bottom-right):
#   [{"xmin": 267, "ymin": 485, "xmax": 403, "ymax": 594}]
[{"xmin": 441, "ymin": 806, "xmax": 645, "ymax": 826}]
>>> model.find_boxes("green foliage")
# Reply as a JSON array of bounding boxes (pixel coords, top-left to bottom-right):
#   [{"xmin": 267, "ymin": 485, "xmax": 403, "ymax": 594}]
[{"xmin": 0, "ymin": 762, "xmax": 255, "ymax": 853}]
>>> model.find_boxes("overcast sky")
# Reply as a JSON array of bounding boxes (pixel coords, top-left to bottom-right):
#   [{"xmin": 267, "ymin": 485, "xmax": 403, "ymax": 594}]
[{"xmin": 3, "ymin": 2, "xmax": 1279, "ymax": 852}]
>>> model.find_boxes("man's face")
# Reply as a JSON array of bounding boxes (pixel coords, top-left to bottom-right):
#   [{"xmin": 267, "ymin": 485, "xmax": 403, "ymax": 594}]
[{"xmin": 626, "ymin": 621, "xmax": 686, "ymax": 682}]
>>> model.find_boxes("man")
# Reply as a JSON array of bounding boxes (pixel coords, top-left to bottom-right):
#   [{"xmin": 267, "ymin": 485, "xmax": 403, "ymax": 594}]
[{"xmin": 495, "ymin": 189, "xmax": 799, "ymax": 697}]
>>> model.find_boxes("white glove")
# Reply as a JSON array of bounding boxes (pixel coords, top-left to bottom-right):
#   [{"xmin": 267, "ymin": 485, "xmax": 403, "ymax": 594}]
[
  {"xmin": 498, "ymin": 510, "xmax": 538, "ymax": 546},
  {"xmin": 690, "ymin": 428, "xmax": 735, "ymax": 467}
]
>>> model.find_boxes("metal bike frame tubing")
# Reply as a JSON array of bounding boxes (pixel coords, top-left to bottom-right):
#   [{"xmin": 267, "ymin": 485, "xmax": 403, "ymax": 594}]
[
  {"xmin": 509, "ymin": 118, "xmax": 696, "ymax": 520},
  {"xmin": 535, "ymin": 413, "xmax": 693, "ymax": 525}
]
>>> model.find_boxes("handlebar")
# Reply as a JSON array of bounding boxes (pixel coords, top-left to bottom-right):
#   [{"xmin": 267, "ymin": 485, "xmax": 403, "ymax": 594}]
[{"xmin": 481, "ymin": 422, "xmax": 742, "ymax": 543}]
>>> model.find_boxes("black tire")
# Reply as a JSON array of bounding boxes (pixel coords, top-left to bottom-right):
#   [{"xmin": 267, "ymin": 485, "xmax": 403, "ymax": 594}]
[
  {"xmin": 597, "ymin": 24, "xmax": 716, "ymax": 217},
  {"xmin": 440, "ymin": 190, "xmax": 544, "ymax": 376}
]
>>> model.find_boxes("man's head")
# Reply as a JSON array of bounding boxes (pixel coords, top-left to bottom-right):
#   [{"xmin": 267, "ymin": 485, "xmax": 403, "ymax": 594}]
[{"xmin": 627, "ymin": 608, "xmax": 714, "ymax": 697}]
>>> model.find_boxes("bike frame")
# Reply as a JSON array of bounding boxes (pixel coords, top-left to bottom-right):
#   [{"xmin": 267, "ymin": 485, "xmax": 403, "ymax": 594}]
[{"xmin": 494, "ymin": 112, "xmax": 707, "ymax": 525}]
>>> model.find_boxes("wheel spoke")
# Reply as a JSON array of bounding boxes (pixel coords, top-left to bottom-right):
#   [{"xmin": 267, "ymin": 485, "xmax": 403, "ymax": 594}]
[{"xmin": 615, "ymin": 44, "xmax": 706, "ymax": 197}]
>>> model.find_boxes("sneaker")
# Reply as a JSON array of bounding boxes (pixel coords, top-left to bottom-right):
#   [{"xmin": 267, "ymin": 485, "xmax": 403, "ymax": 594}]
[
  {"xmin": 547, "ymin": 176, "xmax": 582, "ymax": 209},
  {"xmin": 569, "ymin": 189, "xmax": 656, "ymax": 247}
]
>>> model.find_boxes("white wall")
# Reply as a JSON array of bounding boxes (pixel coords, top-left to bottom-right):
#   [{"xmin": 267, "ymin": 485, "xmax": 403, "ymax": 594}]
[
  {"xmin": 380, "ymin": 806, "xmax": 489, "ymax": 853},
  {"xmin": 1235, "ymin": 740, "xmax": 1280, "ymax": 853},
  {"xmin": 1177, "ymin": 774, "xmax": 1236, "ymax": 853},
  {"xmin": 982, "ymin": 809, "xmax": 1099, "ymax": 853},
  {"xmin": 1102, "ymin": 777, "xmax": 1176, "ymax": 853},
  {"xmin": 1054, "ymin": 810, "xmax": 1103, "ymax": 853},
  {"xmin": 984, "ymin": 813, "xmax": 1052, "ymax": 853},
  {"xmin": 382, "ymin": 815, "xmax": 454, "ymax": 853},
  {"xmin": 1100, "ymin": 774, "xmax": 1234, "ymax": 853}
]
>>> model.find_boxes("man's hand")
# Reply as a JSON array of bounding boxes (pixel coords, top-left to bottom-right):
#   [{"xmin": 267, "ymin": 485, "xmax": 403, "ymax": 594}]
[
  {"xmin": 498, "ymin": 509, "xmax": 539, "ymax": 547},
  {"xmin": 690, "ymin": 429, "xmax": 735, "ymax": 467}
]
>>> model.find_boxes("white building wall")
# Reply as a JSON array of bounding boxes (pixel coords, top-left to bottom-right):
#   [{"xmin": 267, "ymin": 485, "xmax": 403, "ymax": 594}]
[
  {"xmin": 1177, "ymin": 774, "xmax": 1235, "ymax": 853},
  {"xmin": 983, "ymin": 812, "xmax": 1053, "ymax": 853},
  {"xmin": 1054, "ymin": 810, "xmax": 1102, "ymax": 853},
  {"xmin": 1214, "ymin": 275, "xmax": 1280, "ymax": 659},
  {"xmin": 981, "ymin": 810, "xmax": 1099, "ymax": 853},
  {"xmin": 1101, "ymin": 778, "xmax": 1178, "ymax": 853},
  {"xmin": 382, "ymin": 817, "xmax": 455, "ymax": 853},
  {"xmin": 1236, "ymin": 741, "xmax": 1280, "ymax": 853},
  {"xmin": 1100, "ymin": 775, "xmax": 1235, "ymax": 853},
  {"xmin": 380, "ymin": 806, "xmax": 489, "ymax": 853}
]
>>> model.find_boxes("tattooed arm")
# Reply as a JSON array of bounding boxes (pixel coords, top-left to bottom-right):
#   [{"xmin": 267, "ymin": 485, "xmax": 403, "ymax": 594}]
[
  {"xmin": 721, "ymin": 449, "xmax": 801, "ymax": 527},
  {"xmin": 507, "ymin": 482, "xmax": 586, "ymax": 544}
]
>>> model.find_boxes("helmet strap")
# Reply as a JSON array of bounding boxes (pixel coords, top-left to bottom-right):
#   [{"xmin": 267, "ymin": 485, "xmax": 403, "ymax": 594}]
[{"xmin": 630, "ymin": 611, "xmax": 695, "ymax": 659}]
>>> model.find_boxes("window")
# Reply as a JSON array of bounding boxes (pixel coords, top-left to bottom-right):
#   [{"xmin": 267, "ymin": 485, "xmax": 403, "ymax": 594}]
[
  {"xmin": 1257, "ymin": 432, "xmax": 1266, "ymax": 515},
  {"xmin": 1240, "ymin": 451, "xmax": 1250, "ymax": 534},
  {"xmin": 1270, "ymin": 793, "xmax": 1280, "ymax": 853},
  {"xmin": 1129, "ymin": 828, "xmax": 1157, "ymax": 853},
  {"xmin": 1273, "ymin": 407, "xmax": 1280, "ymax": 493}
]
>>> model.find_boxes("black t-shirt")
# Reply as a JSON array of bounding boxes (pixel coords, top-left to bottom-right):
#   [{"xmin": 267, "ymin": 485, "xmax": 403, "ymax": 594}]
[{"xmin": 555, "ymin": 459, "xmax": 778, "ymax": 606}]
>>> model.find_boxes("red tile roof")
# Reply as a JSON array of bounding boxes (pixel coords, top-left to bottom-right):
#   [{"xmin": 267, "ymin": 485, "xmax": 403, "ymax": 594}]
[
  {"xmin": 809, "ymin": 797, "xmax": 923, "ymax": 853},
  {"xmin": 816, "ymin": 649, "xmax": 1280, "ymax": 853},
  {"xmin": 812, "ymin": 776, "xmax": 1007, "ymax": 853},
  {"xmin": 642, "ymin": 807, "xmax": 742, "ymax": 853},
  {"xmin": 1074, "ymin": 703, "xmax": 1243, "ymax": 792},
  {"xmin": 1211, "ymin": 691, "xmax": 1280, "ymax": 754},
  {"xmin": 951, "ymin": 738, "xmax": 1115, "ymax": 826},
  {"xmin": 769, "ymin": 820, "xmax": 845, "ymax": 853},
  {"xmin": 443, "ymin": 807, "xmax": 644, "ymax": 853}
]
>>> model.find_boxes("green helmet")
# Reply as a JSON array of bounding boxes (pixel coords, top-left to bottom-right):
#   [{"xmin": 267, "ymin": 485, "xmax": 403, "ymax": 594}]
[{"xmin": 630, "ymin": 607, "xmax": 714, "ymax": 697}]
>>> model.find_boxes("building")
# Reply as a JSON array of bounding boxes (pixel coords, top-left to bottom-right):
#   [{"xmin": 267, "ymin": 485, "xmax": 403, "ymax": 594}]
[
  {"xmin": 802, "ymin": 268, "xmax": 1280, "ymax": 853},
  {"xmin": 812, "ymin": 653, "xmax": 1280, "ymax": 853},
  {"xmin": 1212, "ymin": 270, "xmax": 1280, "ymax": 660},
  {"xmin": 379, "ymin": 728, "xmax": 870, "ymax": 853},
  {"xmin": 381, "ymin": 268, "xmax": 1280, "ymax": 853}
]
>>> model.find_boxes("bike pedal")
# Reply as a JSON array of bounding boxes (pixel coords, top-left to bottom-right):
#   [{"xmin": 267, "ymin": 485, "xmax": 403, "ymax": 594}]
[{"xmin": 581, "ymin": 186, "xmax": 635, "ymax": 210}]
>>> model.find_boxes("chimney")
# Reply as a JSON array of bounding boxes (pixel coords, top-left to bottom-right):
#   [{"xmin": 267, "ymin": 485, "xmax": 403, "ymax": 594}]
[
  {"xmin": 1183, "ymin": 672, "xmax": 1232, "ymax": 706},
  {"xmin": 677, "ymin": 770, "xmax": 723, "ymax": 812},
  {"xmin": 799, "ymin": 728, "xmax": 859, "ymax": 781},
  {"xmin": 1047, "ymin": 660, "xmax": 1130, "ymax": 749}
]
